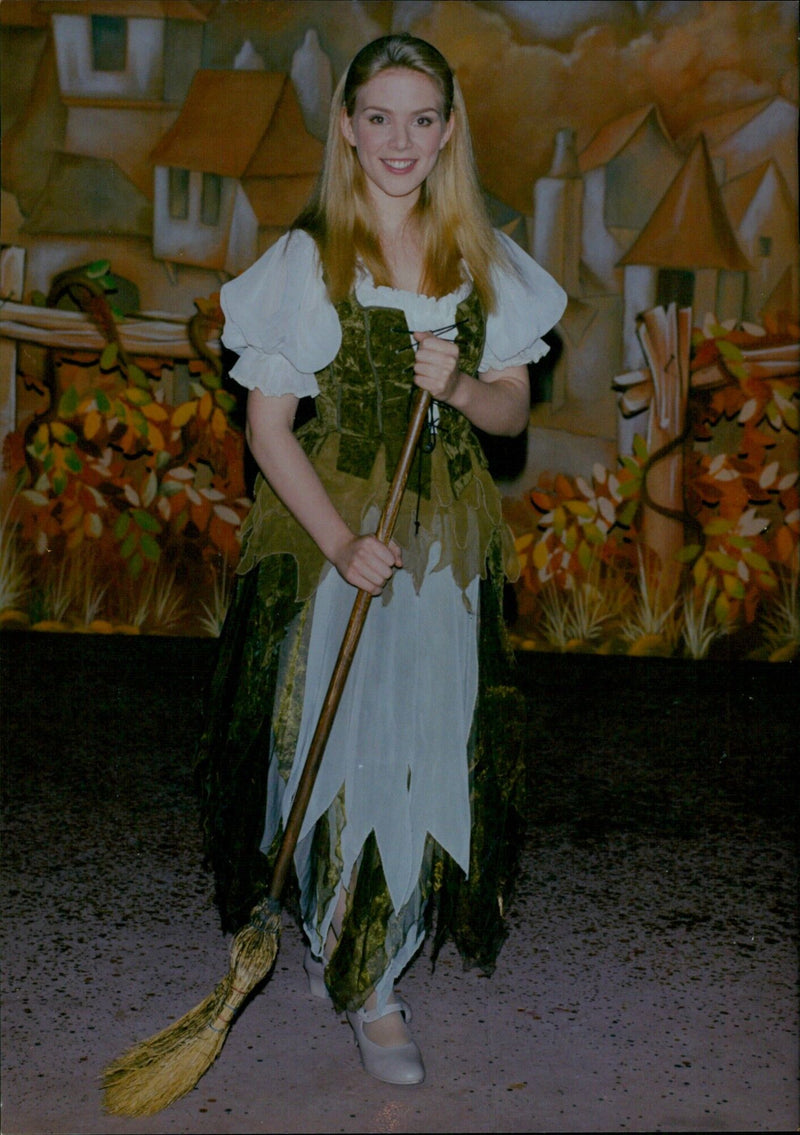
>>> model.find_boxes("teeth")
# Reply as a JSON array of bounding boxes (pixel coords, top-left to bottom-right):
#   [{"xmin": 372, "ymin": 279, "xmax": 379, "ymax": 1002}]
[{"xmin": 384, "ymin": 160, "xmax": 414, "ymax": 169}]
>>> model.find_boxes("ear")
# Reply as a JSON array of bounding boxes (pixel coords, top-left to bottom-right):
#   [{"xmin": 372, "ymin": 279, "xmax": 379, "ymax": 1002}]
[
  {"xmin": 340, "ymin": 106, "xmax": 356, "ymax": 146},
  {"xmin": 439, "ymin": 113, "xmax": 455, "ymax": 150}
]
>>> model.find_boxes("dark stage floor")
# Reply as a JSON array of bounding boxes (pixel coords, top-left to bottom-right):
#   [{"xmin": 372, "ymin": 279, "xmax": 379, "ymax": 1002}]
[{"xmin": 0, "ymin": 633, "xmax": 797, "ymax": 1133}]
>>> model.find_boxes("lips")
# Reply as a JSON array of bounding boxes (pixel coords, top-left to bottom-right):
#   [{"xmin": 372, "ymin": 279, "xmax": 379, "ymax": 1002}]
[{"xmin": 381, "ymin": 159, "xmax": 417, "ymax": 173}]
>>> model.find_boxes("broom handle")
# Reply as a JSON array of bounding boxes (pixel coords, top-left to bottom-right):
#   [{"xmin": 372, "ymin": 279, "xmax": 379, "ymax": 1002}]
[{"xmin": 268, "ymin": 387, "xmax": 433, "ymax": 903}]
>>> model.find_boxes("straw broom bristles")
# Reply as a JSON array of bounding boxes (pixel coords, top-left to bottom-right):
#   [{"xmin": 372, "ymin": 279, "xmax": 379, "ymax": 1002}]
[{"xmin": 102, "ymin": 899, "xmax": 281, "ymax": 1117}]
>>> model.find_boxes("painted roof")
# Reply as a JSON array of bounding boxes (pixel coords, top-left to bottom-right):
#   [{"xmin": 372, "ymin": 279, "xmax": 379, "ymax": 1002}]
[
  {"xmin": 679, "ymin": 97, "xmax": 779, "ymax": 149},
  {"xmin": 21, "ymin": 152, "xmax": 152, "ymax": 236},
  {"xmin": 38, "ymin": 1, "xmax": 214, "ymax": 19},
  {"xmin": 151, "ymin": 70, "xmax": 322, "ymax": 179},
  {"xmin": 0, "ymin": 2, "xmax": 49, "ymax": 26},
  {"xmin": 241, "ymin": 175, "xmax": 319, "ymax": 228},
  {"xmin": 721, "ymin": 161, "xmax": 795, "ymax": 229},
  {"xmin": 619, "ymin": 136, "xmax": 752, "ymax": 270},
  {"xmin": 579, "ymin": 105, "xmax": 673, "ymax": 172}
]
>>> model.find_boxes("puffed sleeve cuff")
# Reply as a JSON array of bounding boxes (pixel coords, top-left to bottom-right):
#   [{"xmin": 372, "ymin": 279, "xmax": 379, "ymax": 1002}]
[
  {"xmin": 480, "ymin": 231, "xmax": 567, "ymax": 372},
  {"xmin": 219, "ymin": 230, "xmax": 341, "ymax": 398}
]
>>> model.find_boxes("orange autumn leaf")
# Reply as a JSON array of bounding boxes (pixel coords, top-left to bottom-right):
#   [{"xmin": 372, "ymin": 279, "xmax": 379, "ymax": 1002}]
[
  {"xmin": 62, "ymin": 504, "xmax": 84, "ymax": 532},
  {"xmin": 190, "ymin": 497, "xmax": 212, "ymax": 531},
  {"xmin": 172, "ymin": 400, "xmax": 198, "ymax": 428},
  {"xmin": 84, "ymin": 409, "xmax": 102, "ymax": 439},
  {"xmin": 774, "ymin": 526, "xmax": 796, "ymax": 562},
  {"xmin": 554, "ymin": 474, "xmax": 574, "ymax": 499},
  {"xmin": 209, "ymin": 513, "xmax": 241, "ymax": 560},
  {"xmin": 198, "ymin": 391, "xmax": 213, "ymax": 421},
  {"xmin": 142, "ymin": 401, "xmax": 168, "ymax": 422}
]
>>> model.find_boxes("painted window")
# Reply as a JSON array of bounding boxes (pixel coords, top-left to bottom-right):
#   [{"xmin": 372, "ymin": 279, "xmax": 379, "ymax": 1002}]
[
  {"xmin": 168, "ymin": 168, "xmax": 190, "ymax": 220},
  {"xmin": 657, "ymin": 268, "xmax": 695, "ymax": 309},
  {"xmin": 91, "ymin": 15, "xmax": 127, "ymax": 73},
  {"xmin": 201, "ymin": 173, "xmax": 221, "ymax": 226}
]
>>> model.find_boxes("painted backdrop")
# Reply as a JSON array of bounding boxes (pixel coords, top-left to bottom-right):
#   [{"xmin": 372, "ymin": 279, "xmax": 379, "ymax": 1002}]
[{"xmin": 1, "ymin": 0, "xmax": 797, "ymax": 659}]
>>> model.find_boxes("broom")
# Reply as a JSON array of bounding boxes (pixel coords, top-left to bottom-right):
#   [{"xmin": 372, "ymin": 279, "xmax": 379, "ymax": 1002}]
[{"xmin": 102, "ymin": 387, "xmax": 433, "ymax": 1117}]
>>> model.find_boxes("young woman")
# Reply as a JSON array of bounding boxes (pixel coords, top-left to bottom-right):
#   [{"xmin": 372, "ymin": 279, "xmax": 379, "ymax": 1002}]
[{"xmin": 197, "ymin": 33, "xmax": 566, "ymax": 1085}]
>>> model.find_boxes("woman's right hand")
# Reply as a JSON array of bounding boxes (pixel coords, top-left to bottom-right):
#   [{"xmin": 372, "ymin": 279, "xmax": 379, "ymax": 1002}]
[{"xmin": 332, "ymin": 533, "xmax": 403, "ymax": 596}]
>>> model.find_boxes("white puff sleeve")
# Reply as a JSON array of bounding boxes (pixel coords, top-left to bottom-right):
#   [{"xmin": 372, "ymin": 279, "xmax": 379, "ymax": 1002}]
[
  {"xmin": 219, "ymin": 230, "xmax": 341, "ymax": 398},
  {"xmin": 480, "ymin": 231, "xmax": 567, "ymax": 372}
]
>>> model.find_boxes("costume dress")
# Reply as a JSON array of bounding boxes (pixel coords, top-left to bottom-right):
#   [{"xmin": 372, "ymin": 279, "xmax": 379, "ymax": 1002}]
[{"xmin": 196, "ymin": 229, "xmax": 566, "ymax": 1013}]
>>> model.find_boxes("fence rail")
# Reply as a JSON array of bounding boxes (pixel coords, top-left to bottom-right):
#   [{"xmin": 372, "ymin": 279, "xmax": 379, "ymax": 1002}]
[{"xmin": 0, "ymin": 300, "xmax": 220, "ymax": 359}]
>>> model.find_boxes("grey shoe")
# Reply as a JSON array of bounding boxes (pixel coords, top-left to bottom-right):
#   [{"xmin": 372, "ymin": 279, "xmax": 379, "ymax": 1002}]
[{"xmin": 346, "ymin": 1000, "xmax": 425, "ymax": 1085}]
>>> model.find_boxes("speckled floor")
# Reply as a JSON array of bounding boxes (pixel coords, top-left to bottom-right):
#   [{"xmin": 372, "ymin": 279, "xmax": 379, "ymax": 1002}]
[{"xmin": 1, "ymin": 635, "xmax": 797, "ymax": 1133}]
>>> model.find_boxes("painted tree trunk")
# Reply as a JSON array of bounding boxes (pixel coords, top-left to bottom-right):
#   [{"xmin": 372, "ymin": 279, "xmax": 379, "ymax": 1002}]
[{"xmin": 636, "ymin": 304, "xmax": 693, "ymax": 605}]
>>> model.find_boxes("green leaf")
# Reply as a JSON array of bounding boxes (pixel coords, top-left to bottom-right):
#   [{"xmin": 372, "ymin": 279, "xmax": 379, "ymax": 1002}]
[
  {"xmin": 577, "ymin": 541, "xmax": 593, "ymax": 571},
  {"xmin": 617, "ymin": 478, "xmax": 640, "ymax": 498},
  {"xmin": 632, "ymin": 434, "xmax": 649, "ymax": 461},
  {"xmin": 42, "ymin": 450, "xmax": 54, "ymax": 472},
  {"xmin": 128, "ymin": 364, "xmax": 150, "ymax": 390},
  {"xmin": 52, "ymin": 472, "xmax": 68, "ymax": 495},
  {"xmin": 100, "ymin": 342, "xmax": 119, "ymax": 371},
  {"xmin": 86, "ymin": 259, "xmax": 111, "ymax": 279},
  {"xmin": 214, "ymin": 389, "xmax": 237, "ymax": 413},
  {"xmin": 201, "ymin": 370, "xmax": 221, "ymax": 390},
  {"xmin": 113, "ymin": 512, "xmax": 131, "ymax": 539},
  {"xmin": 674, "ymin": 543, "xmax": 702, "ymax": 563},
  {"xmin": 743, "ymin": 549, "xmax": 770, "ymax": 572},
  {"xmin": 708, "ymin": 550, "xmax": 738, "ymax": 572},
  {"xmin": 717, "ymin": 338, "xmax": 744, "ymax": 362},
  {"xmin": 139, "ymin": 532, "xmax": 161, "ymax": 562},
  {"xmin": 120, "ymin": 532, "xmax": 137, "ymax": 559},
  {"xmin": 616, "ymin": 500, "xmax": 638, "ymax": 527},
  {"xmin": 131, "ymin": 508, "xmax": 162, "ymax": 534},
  {"xmin": 722, "ymin": 573, "xmax": 746, "ymax": 599},
  {"xmin": 583, "ymin": 523, "xmax": 605, "ymax": 546},
  {"xmin": 128, "ymin": 552, "xmax": 144, "ymax": 579},
  {"xmin": 58, "ymin": 386, "xmax": 79, "ymax": 417},
  {"xmin": 64, "ymin": 449, "xmax": 83, "ymax": 474},
  {"xmin": 96, "ymin": 389, "xmax": 111, "ymax": 413},
  {"xmin": 703, "ymin": 518, "xmax": 733, "ymax": 536}
]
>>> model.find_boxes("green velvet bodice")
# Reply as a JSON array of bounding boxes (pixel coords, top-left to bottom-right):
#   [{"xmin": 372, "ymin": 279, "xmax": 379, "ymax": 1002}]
[
  {"xmin": 236, "ymin": 285, "xmax": 517, "ymax": 598},
  {"xmin": 295, "ymin": 286, "xmax": 487, "ymax": 498}
]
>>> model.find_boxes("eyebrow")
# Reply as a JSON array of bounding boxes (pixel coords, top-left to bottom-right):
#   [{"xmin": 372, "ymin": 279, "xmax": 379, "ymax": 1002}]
[{"xmin": 361, "ymin": 105, "xmax": 442, "ymax": 115}]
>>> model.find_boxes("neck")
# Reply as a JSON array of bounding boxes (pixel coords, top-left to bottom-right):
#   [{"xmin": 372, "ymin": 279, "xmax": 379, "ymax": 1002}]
[{"xmin": 369, "ymin": 186, "xmax": 420, "ymax": 240}]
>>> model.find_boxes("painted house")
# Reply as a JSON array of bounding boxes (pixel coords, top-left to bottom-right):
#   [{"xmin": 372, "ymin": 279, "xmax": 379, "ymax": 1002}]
[
  {"xmin": 150, "ymin": 68, "xmax": 323, "ymax": 277},
  {"xmin": 42, "ymin": 0, "xmax": 212, "ymax": 198},
  {"xmin": 575, "ymin": 104, "xmax": 684, "ymax": 294},
  {"xmin": 618, "ymin": 134, "xmax": 752, "ymax": 369},
  {"xmin": 681, "ymin": 96, "xmax": 798, "ymax": 203},
  {"xmin": 721, "ymin": 160, "xmax": 799, "ymax": 322},
  {"xmin": 529, "ymin": 107, "xmax": 686, "ymax": 437}
]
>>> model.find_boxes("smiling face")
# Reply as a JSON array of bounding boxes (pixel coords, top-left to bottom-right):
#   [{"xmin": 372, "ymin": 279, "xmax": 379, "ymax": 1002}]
[{"xmin": 341, "ymin": 67, "xmax": 454, "ymax": 212}]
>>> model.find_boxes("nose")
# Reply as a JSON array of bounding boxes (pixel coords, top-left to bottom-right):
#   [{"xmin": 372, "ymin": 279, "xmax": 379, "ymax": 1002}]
[{"xmin": 390, "ymin": 121, "xmax": 411, "ymax": 150}]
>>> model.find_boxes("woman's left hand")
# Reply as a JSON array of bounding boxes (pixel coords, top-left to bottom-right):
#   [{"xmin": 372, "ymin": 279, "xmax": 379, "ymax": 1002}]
[{"xmin": 412, "ymin": 330, "xmax": 462, "ymax": 403}]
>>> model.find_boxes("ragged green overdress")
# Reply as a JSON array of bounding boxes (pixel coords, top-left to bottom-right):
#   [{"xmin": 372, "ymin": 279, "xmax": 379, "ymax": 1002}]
[{"xmin": 196, "ymin": 288, "xmax": 527, "ymax": 1013}]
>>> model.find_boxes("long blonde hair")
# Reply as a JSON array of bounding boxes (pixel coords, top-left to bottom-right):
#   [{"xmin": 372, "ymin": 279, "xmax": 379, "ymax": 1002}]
[{"xmin": 293, "ymin": 34, "xmax": 505, "ymax": 310}]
